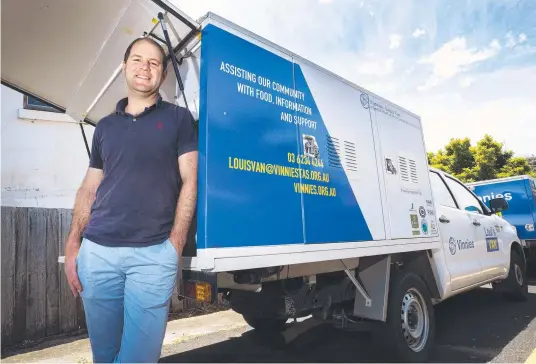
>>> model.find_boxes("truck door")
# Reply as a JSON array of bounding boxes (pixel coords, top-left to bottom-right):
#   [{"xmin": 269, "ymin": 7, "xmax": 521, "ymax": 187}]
[
  {"xmin": 441, "ymin": 175, "xmax": 501, "ymax": 283},
  {"xmin": 428, "ymin": 171, "xmax": 484, "ymax": 291}
]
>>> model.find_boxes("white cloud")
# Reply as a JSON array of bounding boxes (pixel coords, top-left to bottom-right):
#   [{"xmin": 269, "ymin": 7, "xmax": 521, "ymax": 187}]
[
  {"xmin": 398, "ymin": 65, "xmax": 536, "ymax": 156},
  {"xmin": 413, "ymin": 28, "xmax": 426, "ymax": 38},
  {"xmin": 506, "ymin": 31, "xmax": 528, "ymax": 48},
  {"xmin": 418, "ymin": 37, "xmax": 501, "ymax": 90},
  {"xmin": 389, "ymin": 34, "xmax": 402, "ymax": 49}
]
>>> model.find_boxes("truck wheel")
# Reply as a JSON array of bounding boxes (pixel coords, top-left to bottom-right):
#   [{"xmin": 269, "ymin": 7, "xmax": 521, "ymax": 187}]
[
  {"xmin": 502, "ymin": 250, "xmax": 528, "ymax": 302},
  {"xmin": 242, "ymin": 315, "xmax": 288, "ymax": 333},
  {"xmin": 381, "ymin": 270, "xmax": 435, "ymax": 362}
]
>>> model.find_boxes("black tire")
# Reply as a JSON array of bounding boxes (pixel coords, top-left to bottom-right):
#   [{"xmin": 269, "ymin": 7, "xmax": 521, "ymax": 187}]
[
  {"xmin": 242, "ymin": 314, "xmax": 288, "ymax": 333},
  {"xmin": 380, "ymin": 270, "xmax": 436, "ymax": 362},
  {"xmin": 502, "ymin": 250, "xmax": 528, "ymax": 302}
]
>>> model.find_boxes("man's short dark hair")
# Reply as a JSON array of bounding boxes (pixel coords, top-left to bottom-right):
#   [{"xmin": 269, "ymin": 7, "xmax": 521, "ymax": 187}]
[{"xmin": 123, "ymin": 37, "xmax": 167, "ymax": 71}]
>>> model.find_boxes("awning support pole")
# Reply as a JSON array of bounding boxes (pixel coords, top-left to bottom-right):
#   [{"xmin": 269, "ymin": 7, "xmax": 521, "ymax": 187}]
[
  {"xmin": 157, "ymin": 12, "xmax": 198, "ymax": 133},
  {"xmin": 79, "ymin": 123, "xmax": 91, "ymax": 159}
]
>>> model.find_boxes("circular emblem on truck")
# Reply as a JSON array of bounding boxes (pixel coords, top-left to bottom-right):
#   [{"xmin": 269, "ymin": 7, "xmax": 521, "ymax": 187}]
[
  {"xmin": 360, "ymin": 93, "xmax": 370, "ymax": 109},
  {"xmin": 419, "ymin": 206, "xmax": 426, "ymax": 218},
  {"xmin": 449, "ymin": 237, "xmax": 456, "ymax": 255}
]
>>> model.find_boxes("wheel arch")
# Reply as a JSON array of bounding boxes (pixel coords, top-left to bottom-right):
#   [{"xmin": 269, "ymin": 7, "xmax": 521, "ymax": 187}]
[{"xmin": 390, "ymin": 250, "xmax": 442, "ymax": 301}]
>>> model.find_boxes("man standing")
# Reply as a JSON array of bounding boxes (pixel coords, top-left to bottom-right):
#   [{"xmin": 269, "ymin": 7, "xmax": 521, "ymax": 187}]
[{"xmin": 63, "ymin": 37, "xmax": 198, "ymax": 363}]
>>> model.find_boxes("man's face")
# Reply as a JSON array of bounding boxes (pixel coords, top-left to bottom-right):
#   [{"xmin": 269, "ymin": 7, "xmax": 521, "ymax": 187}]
[{"xmin": 123, "ymin": 40, "xmax": 166, "ymax": 95}]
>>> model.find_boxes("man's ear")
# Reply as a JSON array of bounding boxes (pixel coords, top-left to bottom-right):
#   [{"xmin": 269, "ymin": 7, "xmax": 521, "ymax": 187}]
[{"xmin": 122, "ymin": 61, "xmax": 127, "ymax": 74}]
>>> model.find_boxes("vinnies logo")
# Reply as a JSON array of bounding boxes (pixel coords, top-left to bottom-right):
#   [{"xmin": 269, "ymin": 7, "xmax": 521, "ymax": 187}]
[
  {"xmin": 476, "ymin": 192, "xmax": 512, "ymax": 203},
  {"xmin": 449, "ymin": 237, "xmax": 475, "ymax": 255}
]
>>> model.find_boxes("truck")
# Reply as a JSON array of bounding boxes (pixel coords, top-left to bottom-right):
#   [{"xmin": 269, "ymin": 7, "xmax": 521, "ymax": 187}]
[
  {"xmin": 467, "ymin": 176, "xmax": 536, "ymax": 265},
  {"xmin": 1, "ymin": 0, "xmax": 529, "ymax": 361}
]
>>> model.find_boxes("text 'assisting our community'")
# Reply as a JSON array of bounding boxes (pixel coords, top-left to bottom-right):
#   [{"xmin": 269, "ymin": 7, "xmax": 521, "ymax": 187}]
[{"xmin": 219, "ymin": 61, "xmax": 318, "ymax": 130}]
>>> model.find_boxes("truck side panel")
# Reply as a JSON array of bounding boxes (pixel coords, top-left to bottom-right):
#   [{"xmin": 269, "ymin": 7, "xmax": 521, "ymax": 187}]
[
  {"xmin": 370, "ymin": 95, "xmax": 439, "ymax": 239},
  {"xmin": 198, "ymin": 23, "xmax": 377, "ymax": 248},
  {"xmin": 292, "ymin": 59, "xmax": 385, "ymax": 243},
  {"xmin": 198, "ymin": 23, "xmax": 305, "ymax": 249},
  {"xmin": 196, "ymin": 20, "xmax": 437, "ymax": 251}
]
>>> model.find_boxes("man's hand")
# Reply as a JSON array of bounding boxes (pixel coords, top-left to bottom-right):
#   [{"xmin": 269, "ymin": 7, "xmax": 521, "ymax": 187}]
[
  {"xmin": 169, "ymin": 150, "xmax": 198, "ymax": 259},
  {"xmin": 63, "ymin": 167, "xmax": 103, "ymax": 297},
  {"xmin": 64, "ymin": 241, "xmax": 83, "ymax": 297},
  {"xmin": 169, "ymin": 236, "xmax": 184, "ymax": 257}
]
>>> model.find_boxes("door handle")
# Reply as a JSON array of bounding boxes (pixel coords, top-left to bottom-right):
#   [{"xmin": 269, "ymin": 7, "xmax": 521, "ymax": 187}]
[
  {"xmin": 472, "ymin": 220, "xmax": 481, "ymax": 226},
  {"xmin": 439, "ymin": 215, "xmax": 450, "ymax": 223}
]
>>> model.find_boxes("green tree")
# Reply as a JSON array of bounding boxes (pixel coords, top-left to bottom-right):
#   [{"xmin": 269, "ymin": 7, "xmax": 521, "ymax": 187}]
[
  {"xmin": 527, "ymin": 155, "xmax": 536, "ymax": 173},
  {"xmin": 445, "ymin": 137, "xmax": 474, "ymax": 174},
  {"xmin": 428, "ymin": 134, "xmax": 535, "ymax": 182},
  {"xmin": 498, "ymin": 157, "xmax": 535, "ymax": 178}
]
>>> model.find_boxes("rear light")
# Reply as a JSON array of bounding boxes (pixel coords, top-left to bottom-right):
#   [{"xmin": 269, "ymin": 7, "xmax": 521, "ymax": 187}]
[
  {"xmin": 195, "ymin": 282, "xmax": 212, "ymax": 303},
  {"xmin": 183, "ymin": 280, "xmax": 212, "ymax": 303}
]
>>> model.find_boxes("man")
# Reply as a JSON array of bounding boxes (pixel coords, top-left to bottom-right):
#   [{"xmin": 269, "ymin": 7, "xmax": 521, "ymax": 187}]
[{"xmin": 63, "ymin": 37, "xmax": 198, "ymax": 363}]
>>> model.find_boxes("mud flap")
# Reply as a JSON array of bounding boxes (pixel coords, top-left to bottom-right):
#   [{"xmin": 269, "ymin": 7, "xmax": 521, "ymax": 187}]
[{"xmin": 352, "ymin": 255, "xmax": 391, "ymax": 321}]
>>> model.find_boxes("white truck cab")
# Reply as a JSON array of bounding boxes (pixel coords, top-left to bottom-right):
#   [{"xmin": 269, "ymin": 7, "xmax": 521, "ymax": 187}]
[{"xmin": 427, "ymin": 168, "xmax": 526, "ymax": 301}]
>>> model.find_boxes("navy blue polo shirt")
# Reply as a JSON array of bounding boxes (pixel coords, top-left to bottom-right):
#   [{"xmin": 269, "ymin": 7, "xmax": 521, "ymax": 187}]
[{"xmin": 83, "ymin": 95, "xmax": 197, "ymax": 247}]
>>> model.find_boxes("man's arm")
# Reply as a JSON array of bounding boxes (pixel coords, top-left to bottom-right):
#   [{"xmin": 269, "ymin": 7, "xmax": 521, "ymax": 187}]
[
  {"xmin": 169, "ymin": 150, "xmax": 198, "ymax": 255},
  {"xmin": 64, "ymin": 167, "xmax": 103, "ymax": 296},
  {"xmin": 65, "ymin": 167, "xmax": 104, "ymax": 248}
]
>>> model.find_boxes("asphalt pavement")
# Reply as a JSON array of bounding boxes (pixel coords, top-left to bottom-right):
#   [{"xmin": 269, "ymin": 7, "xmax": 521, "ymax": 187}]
[{"xmin": 160, "ymin": 277, "xmax": 536, "ymax": 363}]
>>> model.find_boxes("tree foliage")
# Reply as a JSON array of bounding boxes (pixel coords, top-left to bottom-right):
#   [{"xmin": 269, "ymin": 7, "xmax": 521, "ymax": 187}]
[{"xmin": 428, "ymin": 134, "xmax": 536, "ymax": 183}]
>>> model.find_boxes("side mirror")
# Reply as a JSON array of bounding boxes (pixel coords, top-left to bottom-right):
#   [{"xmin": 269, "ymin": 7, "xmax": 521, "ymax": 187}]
[{"xmin": 489, "ymin": 197, "xmax": 509, "ymax": 213}]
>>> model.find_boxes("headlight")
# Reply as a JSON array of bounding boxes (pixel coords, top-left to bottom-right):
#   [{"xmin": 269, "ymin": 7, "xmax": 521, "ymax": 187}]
[{"xmin": 510, "ymin": 224, "xmax": 517, "ymax": 235}]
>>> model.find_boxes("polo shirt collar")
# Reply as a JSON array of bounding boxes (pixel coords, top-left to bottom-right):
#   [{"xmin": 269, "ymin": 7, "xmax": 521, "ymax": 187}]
[{"xmin": 115, "ymin": 94, "xmax": 163, "ymax": 116}]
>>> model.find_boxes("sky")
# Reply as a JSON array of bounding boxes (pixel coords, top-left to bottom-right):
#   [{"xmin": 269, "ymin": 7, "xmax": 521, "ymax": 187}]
[{"xmin": 172, "ymin": 0, "xmax": 535, "ymax": 157}]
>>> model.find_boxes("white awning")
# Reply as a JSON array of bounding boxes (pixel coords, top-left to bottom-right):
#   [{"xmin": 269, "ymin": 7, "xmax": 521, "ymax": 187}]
[{"xmin": 1, "ymin": 0, "xmax": 200, "ymax": 124}]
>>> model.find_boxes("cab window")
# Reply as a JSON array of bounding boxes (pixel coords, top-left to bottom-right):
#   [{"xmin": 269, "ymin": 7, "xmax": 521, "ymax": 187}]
[
  {"xmin": 444, "ymin": 176, "xmax": 484, "ymax": 214},
  {"xmin": 429, "ymin": 172, "xmax": 457, "ymax": 209}
]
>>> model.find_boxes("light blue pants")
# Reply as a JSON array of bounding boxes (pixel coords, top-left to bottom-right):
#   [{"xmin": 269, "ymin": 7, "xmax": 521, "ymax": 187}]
[{"xmin": 76, "ymin": 237, "xmax": 178, "ymax": 363}]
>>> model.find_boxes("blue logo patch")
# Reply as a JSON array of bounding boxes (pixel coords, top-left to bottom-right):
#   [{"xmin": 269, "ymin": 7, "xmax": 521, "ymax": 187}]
[{"xmin": 486, "ymin": 238, "xmax": 499, "ymax": 252}]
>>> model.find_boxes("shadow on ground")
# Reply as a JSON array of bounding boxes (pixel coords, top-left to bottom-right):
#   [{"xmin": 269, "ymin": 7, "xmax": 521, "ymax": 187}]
[
  {"xmin": 0, "ymin": 304, "xmax": 224, "ymax": 359},
  {"xmin": 160, "ymin": 281, "xmax": 536, "ymax": 363}
]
